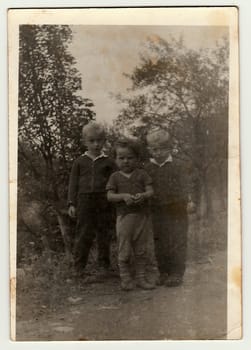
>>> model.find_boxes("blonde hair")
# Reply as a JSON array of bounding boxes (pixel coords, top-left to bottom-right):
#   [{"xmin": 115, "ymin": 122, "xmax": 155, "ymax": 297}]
[
  {"xmin": 146, "ymin": 128, "xmax": 170, "ymax": 145},
  {"xmin": 82, "ymin": 122, "xmax": 106, "ymax": 140}
]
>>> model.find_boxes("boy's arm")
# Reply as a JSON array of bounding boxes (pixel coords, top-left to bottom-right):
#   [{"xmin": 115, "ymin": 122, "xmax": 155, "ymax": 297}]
[
  {"xmin": 106, "ymin": 172, "xmax": 135, "ymax": 206},
  {"xmin": 68, "ymin": 160, "xmax": 79, "ymax": 207},
  {"xmin": 134, "ymin": 184, "xmax": 154, "ymax": 203},
  {"xmin": 135, "ymin": 170, "xmax": 154, "ymax": 200},
  {"xmin": 175, "ymin": 161, "xmax": 196, "ymax": 212},
  {"xmin": 180, "ymin": 161, "xmax": 197, "ymax": 204},
  {"xmin": 144, "ymin": 184, "xmax": 154, "ymax": 198},
  {"xmin": 68, "ymin": 204, "xmax": 76, "ymax": 218},
  {"xmin": 107, "ymin": 190, "xmax": 134, "ymax": 206}
]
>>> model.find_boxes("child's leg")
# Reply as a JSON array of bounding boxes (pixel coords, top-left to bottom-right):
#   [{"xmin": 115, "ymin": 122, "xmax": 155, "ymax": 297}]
[
  {"xmin": 152, "ymin": 207, "xmax": 170, "ymax": 277},
  {"xmin": 166, "ymin": 205, "xmax": 188, "ymax": 279},
  {"xmin": 73, "ymin": 195, "xmax": 96, "ymax": 274},
  {"xmin": 152, "ymin": 204, "xmax": 188, "ymax": 286},
  {"xmin": 116, "ymin": 215, "xmax": 134, "ymax": 290},
  {"xmin": 96, "ymin": 197, "xmax": 113, "ymax": 269},
  {"xmin": 145, "ymin": 221, "xmax": 160, "ymax": 285},
  {"xmin": 96, "ymin": 228, "xmax": 112, "ymax": 269},
  {"xmin": 133, "ymin": 214, "xmax": 155, "ymax": 290}
]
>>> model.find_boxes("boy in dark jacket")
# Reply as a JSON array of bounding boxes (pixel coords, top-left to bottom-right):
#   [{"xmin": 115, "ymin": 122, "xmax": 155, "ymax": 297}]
[
  {"xmin": 145, "ymin": 129, "xmax": 195, "ymax": 287},
  {"xmin": 68, "ymin": 122, "xmax": 116, "ymax": 277}
]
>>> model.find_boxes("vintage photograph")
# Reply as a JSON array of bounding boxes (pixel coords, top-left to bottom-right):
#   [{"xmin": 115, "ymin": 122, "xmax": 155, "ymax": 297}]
[{"xmin": 8, "ymin": 8, "xmax": 241, "ymax": 341}]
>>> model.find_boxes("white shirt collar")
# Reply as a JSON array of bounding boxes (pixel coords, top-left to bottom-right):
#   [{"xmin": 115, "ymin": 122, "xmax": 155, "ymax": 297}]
[
  {"xmin": 150, "ymin": 154, "xmax": 173, "ymax": 167},
  {"xmin": 83, "ymin": 151, "xmax": 107, "ymax": 161},
  {"xmin": 119, "ymin": 170, "xmax": 133, "ymax": 178}
]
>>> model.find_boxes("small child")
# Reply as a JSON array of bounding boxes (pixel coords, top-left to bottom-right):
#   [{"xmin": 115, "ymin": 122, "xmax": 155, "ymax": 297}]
[
  {"xmin": 145, "ymin": 129, "xmax": 195, "ymax": 287},
  {"xmin": 68, "ymin": 122, "xmax": 116, "ymax": 277},
  {"xmin": 106, "ymin": 138, "xmax": 155, "ymax": 291}
]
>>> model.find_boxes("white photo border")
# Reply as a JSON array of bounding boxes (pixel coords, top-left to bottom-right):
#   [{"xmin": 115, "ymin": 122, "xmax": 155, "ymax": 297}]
[{"xmin": 1, "ymin": 1, "xmax": 250, "ymax": 350}]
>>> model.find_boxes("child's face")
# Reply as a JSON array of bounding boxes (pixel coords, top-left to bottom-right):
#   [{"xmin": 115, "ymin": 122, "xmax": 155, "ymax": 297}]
[
  {"xmin": 148, "ymin": 141, "xmax": 171, "ymax": 163},
  {"xmin": 84, "ymin": 131, "xmax": 105, "ymax": 157},
  {"xmin": 115, "ymin": 147, "xmax": 138, "ymax": 174}
]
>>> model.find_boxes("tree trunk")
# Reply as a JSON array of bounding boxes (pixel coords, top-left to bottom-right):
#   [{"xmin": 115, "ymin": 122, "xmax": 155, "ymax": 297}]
[
  {"xmin": 56, "ymin": 211, "xmax": 73, "ymax": 263},
  {"xmin": 193, "ymin": 174, "xmax": 213, "ymax": 261}
]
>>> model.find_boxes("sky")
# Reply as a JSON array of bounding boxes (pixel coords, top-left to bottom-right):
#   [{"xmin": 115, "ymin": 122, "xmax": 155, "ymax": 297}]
[{"xmin": 69, "ymin": 25, "xmax": 228, "ymax": 125}]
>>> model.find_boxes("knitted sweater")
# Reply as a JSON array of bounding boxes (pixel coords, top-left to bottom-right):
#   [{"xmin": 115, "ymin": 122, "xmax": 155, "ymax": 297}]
[
  {"xmin": 68, "ymin": 154, "xmax": 116, "ymax": 206},
  {"xmin": 144, "ymin": 158, "xmax": 189, "ymax": 207}
]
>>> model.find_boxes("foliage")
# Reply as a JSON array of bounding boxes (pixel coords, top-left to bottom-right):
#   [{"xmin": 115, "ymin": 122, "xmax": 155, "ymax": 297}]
[
  {"xmin": 18, "ymin": 25, "xmax": 95, "ymax": 255},
  {"xmin": 18, "ymin": 25, "xmax": 95, "ymax": 207},
  {"xmin": 114, "ymin": 35, "xmax": 229, "ymax": 215}
]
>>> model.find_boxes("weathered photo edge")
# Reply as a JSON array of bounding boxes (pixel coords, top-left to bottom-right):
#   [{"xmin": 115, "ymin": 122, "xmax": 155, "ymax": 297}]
[{"xmin": 8, "ymin": 6, "xmax": 241, "ymax": 342}]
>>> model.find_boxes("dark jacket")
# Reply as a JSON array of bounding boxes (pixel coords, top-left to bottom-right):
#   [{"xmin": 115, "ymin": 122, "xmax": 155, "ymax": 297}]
[
  {"xmin": 68, "ymin": 154, "xmax": 116, "ymax": 206},
  {"xmin": 144, "ymin": 159, "xmax": 189, "ymax": 207}
]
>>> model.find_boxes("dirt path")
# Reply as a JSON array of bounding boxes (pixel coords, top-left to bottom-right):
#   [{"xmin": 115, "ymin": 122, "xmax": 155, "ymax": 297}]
[{"xmin": 16, "ymin": 249, "xmax": 227, "ymax": 341}]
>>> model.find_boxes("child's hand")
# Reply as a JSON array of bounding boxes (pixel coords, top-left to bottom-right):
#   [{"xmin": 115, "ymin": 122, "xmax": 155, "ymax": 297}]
[
  {"xmin": 68, "ymin": 205, "xmax": 76, "ymax": 218},
  {"xmin": 133, "ymin": 193, "xmax": 145, "ymax": 204},
  {"xmin": 123, "ymin": 194, "xmax": 135, "ymax": 206},
  {"xmin": 187, "ymin": 201, "xmax": 196, "ymax": 214}
]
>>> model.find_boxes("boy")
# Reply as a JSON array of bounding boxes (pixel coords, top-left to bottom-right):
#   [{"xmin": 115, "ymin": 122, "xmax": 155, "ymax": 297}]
[
  {"xmin": 145, "ymin": 129, "xmax": 195, "ymax": 287},
  {"xmin": 106, "ymin": 138, "xmax": 156, "ymax": 291},
  {"xmin": 68, "ymin": 122, "xmax": 116, "ymax": 277}
]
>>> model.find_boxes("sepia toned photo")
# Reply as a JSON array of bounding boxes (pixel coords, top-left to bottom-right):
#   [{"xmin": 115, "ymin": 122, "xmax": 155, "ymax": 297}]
[{"xmin": 8, "ymin": 7, "xmax": 241, "ymax": 341}]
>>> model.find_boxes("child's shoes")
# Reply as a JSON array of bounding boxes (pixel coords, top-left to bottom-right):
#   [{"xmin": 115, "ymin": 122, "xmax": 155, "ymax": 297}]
[
  {"xmin": 158, "ymin": 273, "xmax": 168, "ymax": 285},
  {"xmin": 146, "ymin": 273, "xmax": 161, "ymax": 286},
  {"xmin": 96, "ymin": 266, "xmax": 110, "ymax": 278},
  {"xmin": 136, "ymin": 277, "xmax": 155, "ymax": 290},
  {"xmin": 121, "ymin": 279, "xmax": 134, "ymax": 291},
  {"xmin": 165, "ymin": 274, "xmax": 183, "ymax": 287}
]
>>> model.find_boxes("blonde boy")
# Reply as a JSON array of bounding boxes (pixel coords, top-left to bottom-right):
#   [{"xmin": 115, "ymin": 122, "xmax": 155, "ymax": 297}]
[
  {"xmin": 145, "ymin": 129, "xmax": 194, "ymax": 286},
  {"xmin": 68, "ymin": 122, "xmax": 116, "ymax": 277}
]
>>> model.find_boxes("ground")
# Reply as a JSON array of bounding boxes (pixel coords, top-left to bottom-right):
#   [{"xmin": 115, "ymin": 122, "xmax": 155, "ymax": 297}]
[{"xmin": 15, "ymin": 247, "xmax": 227, "ymax": 341}]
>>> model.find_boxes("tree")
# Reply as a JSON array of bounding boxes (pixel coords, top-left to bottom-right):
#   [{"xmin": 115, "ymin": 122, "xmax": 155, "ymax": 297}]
[
  {"xmin": 114, "ymin": 35, "xmax": 229, "ymax": 219},
  {"xmin": 18, "ymin": 25, "xmax": 95, "ymax": 257}
]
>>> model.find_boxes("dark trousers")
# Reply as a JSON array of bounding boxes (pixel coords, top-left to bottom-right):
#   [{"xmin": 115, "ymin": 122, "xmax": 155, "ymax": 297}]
[
  {"xmin": 152, "ymin": 203, "xmax": 188, "ymax": 277},
  {"xmin": 73, "ymin": 193, "xmax": 113, "ymax": 271}
]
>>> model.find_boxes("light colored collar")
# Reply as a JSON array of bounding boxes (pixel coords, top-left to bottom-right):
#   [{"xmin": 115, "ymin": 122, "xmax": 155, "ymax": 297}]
[
  {"xmin": 83, "ymin": 151, "xmax": 107, "ymax": 161},
  {"xmin": 119, "ymin": 170, "xmax": 134, "ymax": 178},
  {"xmin": 150, "ymin": 154, "xmax": 173, "ymax": 167}
]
